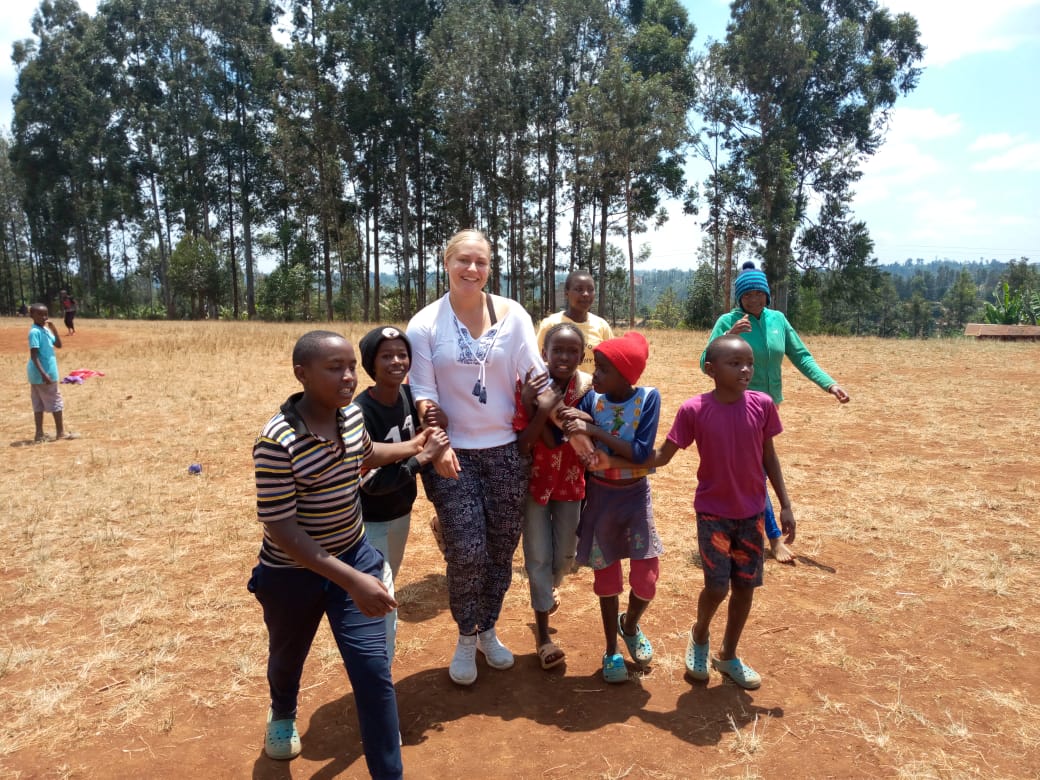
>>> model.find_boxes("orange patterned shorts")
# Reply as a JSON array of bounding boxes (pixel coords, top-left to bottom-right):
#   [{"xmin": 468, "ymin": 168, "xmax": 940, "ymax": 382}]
[{"xmin": 696, "ymin": 512, "xmax": 765, "ymax": 589}]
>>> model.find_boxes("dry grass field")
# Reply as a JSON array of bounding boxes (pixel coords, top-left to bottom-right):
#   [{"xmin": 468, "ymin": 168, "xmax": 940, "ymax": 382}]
[{"xmin": 0, "ymin": 317, "xmax": 1037, "ymax": 779}]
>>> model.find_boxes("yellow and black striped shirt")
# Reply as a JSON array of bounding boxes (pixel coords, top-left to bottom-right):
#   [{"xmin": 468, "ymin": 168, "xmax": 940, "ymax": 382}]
[{"xmin": 253, "ymin": 393, "xmax": 372, "ymax": 568}]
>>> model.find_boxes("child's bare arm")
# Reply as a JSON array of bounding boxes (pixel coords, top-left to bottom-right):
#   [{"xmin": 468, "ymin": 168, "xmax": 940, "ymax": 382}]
[
  {"xmin": 763, "ymin": 437, "xmax": 795, "ymax": 543},
  {"xmin": 365, "ymin": 429, "xmax": 435, "ymax": 468},
  {"xmin": 416, "ymin": 398, "xmax": 449, "ymax": 430},
  {"xmin": 516, "ymin": 370, "xmax": 556, "ymax": 456},
  {"xmin": 265, "ymin": 517, "xmax": 396, "ymax": 617},
  {"xmin": 47, "ymin": 321, "xmax": 62, "ymax": 350},
  {"xmin": 362, "ymin": 428, "xmax": 450, "ymax": 495},
  {"xmin": 587, "ymin": 440, "xmax": 680, "ymax": 472},
  {"xmin": 564, "ymin": 418, "xmax": 637, "ymax": 461}
]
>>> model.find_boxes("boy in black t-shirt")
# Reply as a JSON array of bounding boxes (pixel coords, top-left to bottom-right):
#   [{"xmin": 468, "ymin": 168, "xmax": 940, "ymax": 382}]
[{"xmin": 355, "ymin": 326, "xmax": 447, "ymax": 663}]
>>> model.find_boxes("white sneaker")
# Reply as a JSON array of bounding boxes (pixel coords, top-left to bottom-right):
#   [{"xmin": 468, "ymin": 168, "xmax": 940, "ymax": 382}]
[
  {"xmin": 476, "ymin": 627, "xmax": 515, "ymax": 670},
  {"xmin": 449, "ymin": 634, "xmax": 478, "ymax": 685}
]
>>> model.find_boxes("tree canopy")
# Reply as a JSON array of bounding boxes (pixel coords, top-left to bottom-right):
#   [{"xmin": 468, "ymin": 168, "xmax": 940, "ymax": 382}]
[{"xmin": 2, "ymin": 0, "xmax": 932, "ymax": 333}]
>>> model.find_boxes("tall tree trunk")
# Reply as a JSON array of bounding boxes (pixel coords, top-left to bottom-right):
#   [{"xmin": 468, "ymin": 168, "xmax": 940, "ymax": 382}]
[
  {"xmin": 625, "ymin": 174, "xmax": 635, "ymax": 328},
  {"xmin": 225, "ymin": 154, "xmax": 239, "ymax": 319},
  {"xmin": 397, "ymin": 139, "xmax": 411, "ymax": 319},
  {"xmin": 597, "ymin": 192, "xmax": 608, "ymax": 319},
  {"xmin": 322, "ymin": 227, "xmax": 333, "ymax": 321}
]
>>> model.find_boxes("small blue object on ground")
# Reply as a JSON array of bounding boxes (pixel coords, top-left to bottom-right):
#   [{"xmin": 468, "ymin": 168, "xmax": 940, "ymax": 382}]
[{"xmin": 188, "ymin": 463, "xmax": 202, "ymax": 474}]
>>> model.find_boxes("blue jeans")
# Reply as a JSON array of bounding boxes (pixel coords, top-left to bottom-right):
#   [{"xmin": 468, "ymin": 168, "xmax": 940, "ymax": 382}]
[
  {"xmin": 365, "ymin": 514, "xmax": 411, "ymax": 664},
  {"xmin": 248, "ymin": 540, "xmax": 402, "ymax": 780},
  {"xmin": 522, "ymin": 495, "xmax": 580, "ymax": 613}
]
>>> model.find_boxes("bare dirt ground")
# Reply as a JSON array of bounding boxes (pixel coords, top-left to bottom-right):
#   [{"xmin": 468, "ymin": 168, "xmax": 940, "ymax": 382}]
[{"xmin": 0, "ymin": 317, "xmax": 1037, "ymax": 779}]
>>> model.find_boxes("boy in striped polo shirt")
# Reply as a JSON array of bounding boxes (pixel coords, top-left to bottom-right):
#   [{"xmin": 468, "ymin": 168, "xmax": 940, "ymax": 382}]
[{"xmin": 250, "ymin": 330, "xmax": 446, "ymax": 775}]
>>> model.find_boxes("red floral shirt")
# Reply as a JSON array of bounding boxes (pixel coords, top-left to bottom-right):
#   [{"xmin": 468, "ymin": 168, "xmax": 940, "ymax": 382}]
[{"xmin": 512, "ymin": 372, "xmax": 591, "ymax": 505}]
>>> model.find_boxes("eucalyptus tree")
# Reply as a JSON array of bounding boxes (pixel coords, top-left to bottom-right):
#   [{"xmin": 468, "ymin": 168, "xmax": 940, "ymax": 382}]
[
  {"xmin": 720, "ymin": 0, "xmax": 924, "ymax": 311},
  {"xmin": 99, "ymin": 0, "xmax": 228, "ymax": 317},
  {"xmin": 691, "ymin": 41, "xmax": 741, "ymax": 316},
  {"xmin": 424, "ymin": 0, "xmax": 531, "ymax": 297},
  {"xmin": 207, "ymin": 0, "xmax": 282, "ymax": 318},
  {"xmin": 10, "ymin": 0, "xmax": 116, "ymax": 303},
  {"xmin": 0, "ymin": 136, "xmax": 32, "ymax": 312},
  {"xmin": 338, "ymin": 0, "xmax": 441, "ymax": 318},
  {"xmin": 569, "ymin": 47, "xmax": 689, "ymax": 326},
  {"xmin": 274, "ymin": 0, "xmax": 355, "ymax": 321}
]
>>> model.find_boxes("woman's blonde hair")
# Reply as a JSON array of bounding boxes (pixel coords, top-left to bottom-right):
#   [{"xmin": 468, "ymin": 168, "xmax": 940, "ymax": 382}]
[{"xmin": 443, "ymin": 229, "xmax": 491, "ymax": 266}]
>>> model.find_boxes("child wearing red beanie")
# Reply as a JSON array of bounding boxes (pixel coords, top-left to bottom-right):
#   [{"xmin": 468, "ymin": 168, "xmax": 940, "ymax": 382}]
[{"xmin": 560, "ymin": 331, "xmax": 663, "ymax": 683}]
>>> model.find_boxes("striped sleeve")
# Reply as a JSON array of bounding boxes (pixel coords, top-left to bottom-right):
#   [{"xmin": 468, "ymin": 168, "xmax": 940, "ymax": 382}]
[{"xmin": 254, "ymin": 417, "xmax": 298, "ymax": 524}]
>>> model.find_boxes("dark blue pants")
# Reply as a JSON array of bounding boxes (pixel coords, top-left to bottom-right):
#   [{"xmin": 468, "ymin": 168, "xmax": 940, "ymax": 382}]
[{"xmin": 248, "ymin": 540, "xmax": 402, "ymax": 779}]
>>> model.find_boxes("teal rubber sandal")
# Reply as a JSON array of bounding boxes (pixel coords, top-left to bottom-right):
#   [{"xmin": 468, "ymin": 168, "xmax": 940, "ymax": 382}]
[
  {"xmin": 617, "ymin": 613, "xmax": 653, "ymax": 666},
  {"xmin": 602, "ymin": 652, "xmax": 628, "ymax": 683},
  {"xmin": 265, "ymin": 709, "xmax": 301, "ymax": 760},
  {"xmin": 685, "ymin": 633, "xmax": 709, "ymax": 681},
  {"xmin": 711, "ymin": 656, "xmax": 762, "ymax": 690}
]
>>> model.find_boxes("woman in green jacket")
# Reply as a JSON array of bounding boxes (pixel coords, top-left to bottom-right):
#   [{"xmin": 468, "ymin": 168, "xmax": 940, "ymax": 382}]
[{"xmin": 701, "ymin": 262, "xmax": 850, "ymax": 562}]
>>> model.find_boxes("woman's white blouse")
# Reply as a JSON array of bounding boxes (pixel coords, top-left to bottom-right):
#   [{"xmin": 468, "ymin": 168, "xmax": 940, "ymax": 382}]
[{"xmin": 407, "ymin": 293, "xmax": 544, "ymax": 449}]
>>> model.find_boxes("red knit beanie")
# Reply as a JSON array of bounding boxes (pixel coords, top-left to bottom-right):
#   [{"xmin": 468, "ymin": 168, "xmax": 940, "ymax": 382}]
[{"xmin": 594, "ymin": 331, "xmax": 649, "ymax": 385}]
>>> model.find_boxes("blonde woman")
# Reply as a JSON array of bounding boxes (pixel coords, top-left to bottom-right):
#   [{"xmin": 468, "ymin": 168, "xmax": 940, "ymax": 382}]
[{"xmin": 406, "ymin": 229, "xmax": 545, "ymax": 686}]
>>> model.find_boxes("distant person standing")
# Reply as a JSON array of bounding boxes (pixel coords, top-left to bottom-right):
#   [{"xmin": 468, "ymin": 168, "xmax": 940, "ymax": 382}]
[
  {"xmin": 538, "ymin": 269, "xmax": 613, "ymax": 372},
  {"xmin": 702, "ymin": 262, "xmax": 850, "ymax": 563},
  {"xmin": 27, "ymin": 304, "xmax": 76, "ymax": 442},
  {"xmin": 60, "ymin": 291, "xmax": 77, "ymax": 335}
]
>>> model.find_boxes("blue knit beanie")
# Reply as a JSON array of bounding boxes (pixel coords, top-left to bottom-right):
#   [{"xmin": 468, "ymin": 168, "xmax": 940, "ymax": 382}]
[{"xmin": 734, "ymin": 267, "xmax": 770, "ymax": 308}]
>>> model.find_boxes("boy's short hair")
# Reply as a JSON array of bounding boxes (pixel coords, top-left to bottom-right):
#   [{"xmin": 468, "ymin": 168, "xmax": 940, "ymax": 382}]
[
  {"xmin": 705, "ymin": 334, "xmax": 749, "ymax": 364},
  {"xmin": 564, "ymin": 269, "xmax": 593, "ymax": 290},
  {"xmin": 292, "ymin": 330, "xmax": 346, "ymax": 366},
  {"xmin": 29, "ymin": 303, "xmax": 47, "ymax": 315}
]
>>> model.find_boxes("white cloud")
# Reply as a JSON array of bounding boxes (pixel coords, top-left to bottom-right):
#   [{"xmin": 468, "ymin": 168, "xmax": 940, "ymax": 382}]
[
  {"xmin": 969, "ymin": 132, "xmax": 1027, "ymax": 151},
  {"xmin": 996, "ymin": 214, "xmax": 1031, "ymax": 226},
  {"xmin": 854, "ymin": 108, "xmax": 960, "ymax": 203},
  {"xmin": 972, "ymin": 141, "xmax": 1040, "ymax": 172},
  {"xmin": 883, "ymin": 107, "xmax": 963, "ymax": 142},
  {"xmin": 902, "ymin": 191, "xmax": 986, "ymax": 239},
  {"xmin": 880, "ymin": 1, "xmax": 1040, "ymax": 66}
]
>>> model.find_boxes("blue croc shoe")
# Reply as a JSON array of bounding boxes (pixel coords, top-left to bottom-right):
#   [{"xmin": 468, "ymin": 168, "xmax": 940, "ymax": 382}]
[
  {"xmin": 711, "ymin": 656, "xmax": 762, "ymax": 690},
  {"xmin": 264, "ymin": 709, "xmax": 301, "ymax": 760},
  {"xmin": 602, "ymin": 652, "xmax": 628, "ymax": 683},
  {"xmin": 617, "ymin": 613, "xmax": 653, "ymax": 666},
  {"xmin": 685, "ymin": 632, "xmax": 709, "ymax": 681}
]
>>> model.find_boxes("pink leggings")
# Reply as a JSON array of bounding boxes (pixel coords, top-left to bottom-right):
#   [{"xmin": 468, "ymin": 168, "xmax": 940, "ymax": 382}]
[{"xmin": 593, "ymin": 557, "xmax": 660, "ymax": 601}]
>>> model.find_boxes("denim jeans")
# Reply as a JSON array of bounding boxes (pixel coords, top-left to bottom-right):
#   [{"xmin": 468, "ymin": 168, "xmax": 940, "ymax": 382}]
[
  {"xmin": 248, "ymin": 540, "xmax": 402, "ymax": 779},
  {"xmin": 365, "ymin": 514, "xmax": 411, "ymax": 664},
  {"xmin": 522, "ymin": 495, "xmax": 580, "ymax": 613}
]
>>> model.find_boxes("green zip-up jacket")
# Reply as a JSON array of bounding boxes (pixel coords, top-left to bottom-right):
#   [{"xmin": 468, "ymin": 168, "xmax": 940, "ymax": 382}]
[{"xmin": 700, "ymin": 307, "xmax": 836, "ymax": 404}]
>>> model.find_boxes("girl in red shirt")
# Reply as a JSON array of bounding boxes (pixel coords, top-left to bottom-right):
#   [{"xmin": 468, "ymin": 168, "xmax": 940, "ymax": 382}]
[{"xmin": 513, "ymin": 323, "xmax": 592, "ymax": 670}]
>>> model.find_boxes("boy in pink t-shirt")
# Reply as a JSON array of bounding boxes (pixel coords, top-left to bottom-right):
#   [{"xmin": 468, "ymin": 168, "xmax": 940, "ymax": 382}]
[{"xmin": 654, "ymin": 334, "xmax": 795, "ymax": 690}]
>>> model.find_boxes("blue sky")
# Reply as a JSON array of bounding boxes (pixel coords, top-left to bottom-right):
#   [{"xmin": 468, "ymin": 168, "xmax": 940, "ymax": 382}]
[{"xmin": 1, "ymin": 0, "xmax": 1037, "ymax": 271}]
